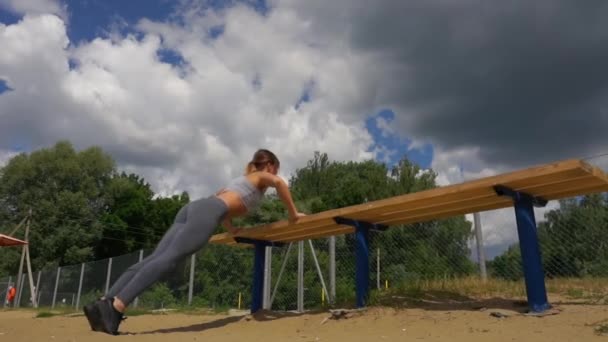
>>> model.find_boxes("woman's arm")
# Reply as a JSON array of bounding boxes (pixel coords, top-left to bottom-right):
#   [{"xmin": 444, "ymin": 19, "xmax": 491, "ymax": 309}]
[
  {"xmin": 222, "ymin": 216, "xmax": 242, "ymax": 235},
  {"xmin": 256, "ymin": 172, "xmax": 305, "ymax": 223}
]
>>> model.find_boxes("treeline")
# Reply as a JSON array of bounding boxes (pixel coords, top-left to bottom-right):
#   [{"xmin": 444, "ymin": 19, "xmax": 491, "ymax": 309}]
[
  {"xmin": 489, "ymin": 194, "xmax": 608, "ymax": 280},
  {"xmin": 1, "ymin": 142, "xmax": 477, "ymax": 308},
  {"xmin": 0, "ymin": 141, "xmax": 189, "ymax": 274},
  {"xmin": 3, "ymin": 141, "xmax": 606, "ymax": 309}
]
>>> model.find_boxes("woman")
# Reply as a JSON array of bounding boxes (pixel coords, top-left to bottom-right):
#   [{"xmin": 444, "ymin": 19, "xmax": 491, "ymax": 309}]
[{"xmin": 83, "ymin": 149, "xmax": 305, "ymax": 335}]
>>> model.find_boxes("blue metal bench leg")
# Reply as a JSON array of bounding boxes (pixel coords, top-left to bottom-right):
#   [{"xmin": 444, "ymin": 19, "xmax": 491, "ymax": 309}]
[
  {"xmin": 495, "ymin": 185, "xmax": 551, "ymax": 313},
  {"xmin": 514, "ymin": 196, "xmax": 551, "ymax": 312},
  {"xmin": 251, "ymin": 242, "xmax": 265, "ymax": 313},
  {"xmin": 355, "ymin": 223, "xmax": 370, "ymax": 308},
  {"xmin": 233, "ymin": 237, "xmax": 285, "ymax": 313},
  {"xmin": 334, "ymin": 217, "xmax": 388, "ymax": 308}
]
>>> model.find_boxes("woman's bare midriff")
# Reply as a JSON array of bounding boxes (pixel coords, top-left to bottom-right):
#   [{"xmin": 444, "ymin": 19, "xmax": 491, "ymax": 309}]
[{"xmin": 214, "ymin": 191, "xmax": 249, "ymax": 218}]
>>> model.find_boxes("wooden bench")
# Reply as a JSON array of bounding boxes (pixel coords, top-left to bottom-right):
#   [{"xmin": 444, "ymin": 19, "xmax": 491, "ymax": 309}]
[{"xmin": 209, "ymin": 159, "xmax": 608, "ymax": 313}]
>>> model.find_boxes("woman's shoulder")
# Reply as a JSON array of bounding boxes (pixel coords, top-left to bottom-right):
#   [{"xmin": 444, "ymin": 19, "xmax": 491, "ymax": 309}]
[{"xmin": 244, "ymin": 171, "xmax": 275, "ymax": 190}]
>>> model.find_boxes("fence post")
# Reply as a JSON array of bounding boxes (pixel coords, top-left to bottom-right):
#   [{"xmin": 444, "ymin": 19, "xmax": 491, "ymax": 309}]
[
  {"xmin": 474, "ymin": 212, "xmax": 487, "ymax": 281},
  {"xmin": 263, "ymin": 246, "xmax": 272, "ymax": 310},
  {"xmin": 270, "ymin": 243, "xmax": 293, "ymax": 307},
  {"xmin": 188, "ymin": 253, "xmax": 195, "ymax": 305},
  {"xmin": 35, "ymin": 271, "xmax": 41, "ymax": 306},
  {"xmin": 308, "ymin": 240, "xmax": 329, "ymax": 305},
  {"xmin": 4, "ymin": 276, "xmax": 11, "ymax": 308},
  {"xmin": 377, "ymin": 248, "xmax": 381, "ymax": 290},
  {"xmin": 52, "ymin": 266, "xmax": 61, "ymax": 309},
  {"xmin": 133, "ymin": 250, "xmax": 144, "ymax": 308},
  {"xmin": 105, "ymin": 258, "xmax": 113, "ymax": 294},
  {"xmin": 75, "ymin": 263, "xmax": 85, "ymax": 309},
  {"xmin": 17, "ymin": 274, "xmax": 25, "ymax": 307},
  {"xmin": 297, "ymin": 241, "xmax": 304, "ymax": 313},
  {"xmin": 329, "ymin": 236, "xmax": 335, "ymax": 303}
]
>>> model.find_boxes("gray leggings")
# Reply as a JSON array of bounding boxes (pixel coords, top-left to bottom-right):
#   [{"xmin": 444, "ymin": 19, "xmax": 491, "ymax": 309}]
[{"xmin": 105, "ymin": 196, "xmax": 228, "ymax": 306}]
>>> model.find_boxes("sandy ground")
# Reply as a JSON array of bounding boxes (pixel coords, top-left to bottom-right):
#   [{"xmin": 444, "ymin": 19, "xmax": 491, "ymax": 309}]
[{"xmin": 2, "ymin": 301, "xmax": 608, "ymax": 341}]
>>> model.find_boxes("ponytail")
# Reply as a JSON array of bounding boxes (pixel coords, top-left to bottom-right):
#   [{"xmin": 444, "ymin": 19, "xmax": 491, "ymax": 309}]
[
  {"xmin": 245, "ymin": 161, "xmax": 257, "ymax": 175},
  {"xmin": 244, "ymin": 149, "xmax": 280, "ymax": 175}
]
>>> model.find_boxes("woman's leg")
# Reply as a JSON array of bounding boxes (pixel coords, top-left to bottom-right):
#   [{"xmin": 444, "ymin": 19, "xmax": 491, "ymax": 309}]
[
  {"xmin": 104, "ymin": 204, "xmax": 189, "ymax": 298},
  {"xmin": 91, "ymin": 196, "xmax": 228, "ymax": 335},
  {"xmin": 114, "ymin": 197, "xmax": 225, "ymax": 306}
]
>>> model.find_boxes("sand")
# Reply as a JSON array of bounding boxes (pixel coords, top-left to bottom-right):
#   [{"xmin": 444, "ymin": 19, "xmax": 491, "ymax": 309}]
[{"xmin": 1, "ymin": 302, "xmax": 608, "ymax": 341}]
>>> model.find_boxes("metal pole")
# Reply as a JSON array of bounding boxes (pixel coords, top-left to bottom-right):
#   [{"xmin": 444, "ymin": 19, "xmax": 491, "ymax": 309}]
[
  {"xmin": 297, "ymin": 241, "xmax": 304, "ymax": 312},
  {"xmin": 133, "ymin": 249, "xmax": 144, "ymax": 308},
  {"xmin": 473, "ymin": 212, "xmax": 487, "ymax": 281},
  {"xmin": 52, "ymin": 267, "xmax": 61, "ymax": 309},
  {"xmin": 104, "ymin": 258, "xmax": 112, "ymax": 294},
  {"xmin": 35, "ymin": 271, "xmax": 41, "ymax": 306},
  {"xmin": 75, "ymin": 263, "xmax": 85, "ymax": 309},
  {"xmin": 377, "ymin": 248, "xmax": 381, "ymax": 290},
  {"xmin": 308, "ymin": 240, "xmax": 329, "ymax": 304},
  {"xmin": 263, "ymin": 246, "xmax": 272, "ymax": 310},
  {"xmin": 4, "ymin": 276, "xmax": 11, "ymax": 308},
  {"xmin": 329, "ymin": 236, "xmax": 336, "ymax": 303},
  {"xmin": 35, "ymin": 271, "xmax": 41, "ymax": 295},
  {"xmin": 25, "ymin": 245, "xmax": 37, "ymax": 308},
  {"xmin": 270, "ymin": 243, "xmax": 293, "ymax": 307},
  {"xmin": 17, "ymin": 274, "xmax": 25, "ymax": 306},
  {"xmin": 14, "ymin": 241, "xmax": 26, "ymax": 308},
  {"xmin": 188, "ymin": 253, "xmax": 195, "ymax": 305}
]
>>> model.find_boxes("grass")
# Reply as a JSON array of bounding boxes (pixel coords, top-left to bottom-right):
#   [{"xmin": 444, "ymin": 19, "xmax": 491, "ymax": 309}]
[
  {"xmin": 367, "ymin": 276, "xmax": 608, "ymax": 308},
  {"xmin": 35, "ymin": 311, "xmax": 56, "ymax": 318},
  {"xmin": 596, "ymin": 324, "xmax": 608, "ymax": 336}
]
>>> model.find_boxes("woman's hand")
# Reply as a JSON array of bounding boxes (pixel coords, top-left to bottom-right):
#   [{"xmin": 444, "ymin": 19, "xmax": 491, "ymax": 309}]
[
  {"xmin": 223, "ymin": 217, "xmax": 242, "ymax": 235},
  {"xmin": 227, "ymin": 226, "xmax": 243, "ymax": 235},
  {"xmin": 289, "ymin": 212, "xmax": 306, "ymax": 224}
]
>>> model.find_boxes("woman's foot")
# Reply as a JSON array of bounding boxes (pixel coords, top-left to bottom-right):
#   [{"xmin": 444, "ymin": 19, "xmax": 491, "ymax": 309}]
[
  {"xmin": 94, "ymin": 298, "xmax": 126, "ymax": 335},
  {"xmin": 83, "ymin": 302, "xmax": 103, "ymax": 331}
]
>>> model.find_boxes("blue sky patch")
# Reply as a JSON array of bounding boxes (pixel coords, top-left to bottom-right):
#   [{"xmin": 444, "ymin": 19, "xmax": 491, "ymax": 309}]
[
  {"xmin": 294, "ymin": 80, "xmax": 314, "ymax": 110},
  {"xmin": 157, "ymin": 48, "xmax": 185, "ymax": 67},
  {"xmin": 0, "ymin": 79, "xmax": 13, "ymax": 95},
  {"xmin": 366, "ymin": 110, "xmax": 434, "ymax": 169}
]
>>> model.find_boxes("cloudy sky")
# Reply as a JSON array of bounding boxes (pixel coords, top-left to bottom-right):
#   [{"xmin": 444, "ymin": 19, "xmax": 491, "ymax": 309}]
[{"xmin": 1, "ymin": 0, "xmax": 607, "ymax": 257}]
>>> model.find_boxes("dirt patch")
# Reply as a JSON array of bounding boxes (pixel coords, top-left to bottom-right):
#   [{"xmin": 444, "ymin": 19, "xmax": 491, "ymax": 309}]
[{"xmin": 1, "ymin": 303, "xmax": 608, "ymax": 341}]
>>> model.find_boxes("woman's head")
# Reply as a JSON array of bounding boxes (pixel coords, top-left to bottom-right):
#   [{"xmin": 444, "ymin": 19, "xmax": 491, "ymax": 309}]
[{"xmin": 245, "ymin": 149, "xmax": 280, "ymax": 175}]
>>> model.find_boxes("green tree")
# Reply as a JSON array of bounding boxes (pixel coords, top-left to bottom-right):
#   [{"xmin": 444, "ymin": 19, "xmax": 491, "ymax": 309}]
[
  {"xmin": 489, "ymin": 193, "xmax": 608, "ymax": 280},
  {"xmin": 0, "ymin": 141, "xmax": 114, "ymax": 272}
]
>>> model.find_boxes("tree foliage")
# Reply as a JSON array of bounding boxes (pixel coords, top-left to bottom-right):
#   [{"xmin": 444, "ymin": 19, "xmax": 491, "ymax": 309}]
[
  {"xmin": 1, "ymin": 143, "xmax": 480, "ymax": 309},
  {"xmin": 0, "ymin": 141, "xmax": 188, "ymax": 274},
  {"xmin": 489, "ymin": 193, "xmax": 608, "ymax": 280}
]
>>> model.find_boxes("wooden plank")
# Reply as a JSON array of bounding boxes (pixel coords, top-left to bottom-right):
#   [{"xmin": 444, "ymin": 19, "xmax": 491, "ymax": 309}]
[
  {"xmin": 209, "ymin": 159, "xmax": 608, "ymax": 246},
  {"xmin": 347, "ymin": 167, "xmax": 590, "ymax": 219},
  {"xmin": 273, "ymin": 177, "xmax": 608, "ymax": 242},
  {"xmin": 216, "ymin": 160, "xmax": 589, "ymax": 242},
  {"xmin": 239, "ymin": 173, "xmax": 603, "ymax": 242}
]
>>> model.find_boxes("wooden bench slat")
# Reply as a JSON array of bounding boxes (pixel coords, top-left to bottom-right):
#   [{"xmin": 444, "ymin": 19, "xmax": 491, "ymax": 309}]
[{"xmin": 208, "ymin": 159, "xmax": 608, "ymax": 246}]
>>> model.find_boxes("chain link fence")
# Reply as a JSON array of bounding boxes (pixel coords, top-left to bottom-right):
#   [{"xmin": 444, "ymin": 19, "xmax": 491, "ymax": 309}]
[{"xmin": 2, "ymin": 158, "xmax": 608, "ymax": 312}]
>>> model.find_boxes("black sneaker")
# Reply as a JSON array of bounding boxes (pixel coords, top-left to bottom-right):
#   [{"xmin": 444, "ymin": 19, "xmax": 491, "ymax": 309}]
[
  {"xmin": 94, "ymin": 298, "xmax": 126, "ymax": 335},
  {"xmin": 83, "ymin": 302, "xmax": 103, "ymax": 332}
]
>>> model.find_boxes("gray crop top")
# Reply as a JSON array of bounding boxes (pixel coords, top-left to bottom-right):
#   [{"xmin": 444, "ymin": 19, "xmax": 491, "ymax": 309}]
[{"xmin": 222, "ymin": 175, "xmax": 265, "ymax": 211}]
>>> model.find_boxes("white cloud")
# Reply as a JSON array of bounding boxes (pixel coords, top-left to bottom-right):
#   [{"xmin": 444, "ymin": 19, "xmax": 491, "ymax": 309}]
[
  {"xmin": 0, "ymin": 0, "xmax": 67, "ymax": 21},
  {"xmin": 0, "ymin": 6, "xmax": 378, "ymax": 200},
  {"xmin": 0, "ymin": 149, "xmax": 18, "ymax": 167},
  {"xmin": 375, "ymin": 115, "xmax": 395, "ymax": 138},
  {"xmin": 431, "ymin": 145, "xmax": 562, "ymax": 254}
]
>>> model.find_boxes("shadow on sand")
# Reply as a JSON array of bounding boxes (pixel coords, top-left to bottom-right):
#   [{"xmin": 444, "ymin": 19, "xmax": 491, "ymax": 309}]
[
  {"xmin": 132, "ymin": 309, "xmax": 325, "ymax": 335},
  {"xmin": 130, "ymin": 291, "xmax": 586, "ymax": 335}
]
